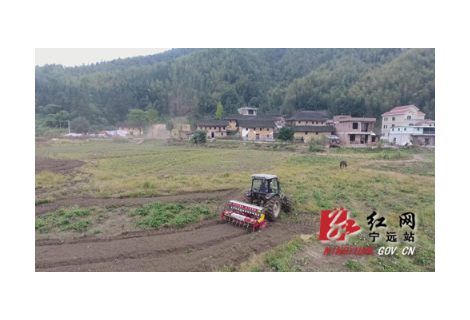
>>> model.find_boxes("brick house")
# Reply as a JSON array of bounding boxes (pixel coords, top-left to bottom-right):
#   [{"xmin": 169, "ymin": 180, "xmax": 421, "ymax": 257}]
[
  {"xmin": 381, "ymin": 105, "xmax": 426, "ymax": 141},
  {"xmin": 285, "ymin": 111, "xmax": 333, "ymax": 142},
  {"xmin": 237, "ymin": 119, "xmax": 276, "ymax": 140},
  {"xmin": 332, "ymin": 115, "xmax": 379, "ymax": 146},
  {"xmin": 194, "ymin": 120, "xmax": 229, "ymax": 138}
]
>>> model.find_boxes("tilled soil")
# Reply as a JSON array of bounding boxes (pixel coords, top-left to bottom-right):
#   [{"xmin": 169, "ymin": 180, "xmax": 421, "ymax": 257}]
[
  {"xmin": 35, "ymin": 190, "xmax": 235, "ymax": 215},
  {"xmin": 35, "ymin": 218, "xmax": 316, "ymax": 272}
]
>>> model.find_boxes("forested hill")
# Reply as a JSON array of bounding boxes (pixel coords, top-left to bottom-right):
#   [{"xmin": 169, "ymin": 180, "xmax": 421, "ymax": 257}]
[{"xmin": 35, "ymin": 48, "xmax": 435, "ymax": 132}]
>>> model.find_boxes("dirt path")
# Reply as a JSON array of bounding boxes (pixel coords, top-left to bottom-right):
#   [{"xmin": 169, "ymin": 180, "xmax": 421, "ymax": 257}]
[
  {"xmin": 35, "ymin": 189, "xmax": 236, "ymax": 215},
  {"xmin": 35, "ymin": 218, "xmax": 315, "ymax": 272}
]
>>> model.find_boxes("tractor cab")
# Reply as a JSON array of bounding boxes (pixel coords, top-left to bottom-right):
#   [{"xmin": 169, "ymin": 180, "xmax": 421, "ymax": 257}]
[{"xmin": 251, "ymin": 174, "xmax": 280, "ymax": 194}]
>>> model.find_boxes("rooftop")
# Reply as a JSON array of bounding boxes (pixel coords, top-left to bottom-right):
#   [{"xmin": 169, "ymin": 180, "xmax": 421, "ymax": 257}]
[
  {"xmin": 292, "ymin": 125, "xmax": 335, "ymax": 132},
  {"xmin": 382, "ymin": 104, "xmax": 425, "ymax": 116},
  {"xmin": 195, "ymin": 120, "xmax": 229, "ymax": 127},
  {"xmin": 237, "ymin": 119, "xmax": 277, "ymax": 128},
  {"xmin": 286, "ymin": 111, "xmax": 328, "ymax": 121}
]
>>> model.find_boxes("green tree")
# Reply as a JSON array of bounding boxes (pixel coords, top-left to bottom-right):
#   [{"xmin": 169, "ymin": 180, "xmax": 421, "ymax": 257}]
[
  {"xmin": 146, "ymin": 109, "xmax": 158, "ymax": 124},
  {"xmin": 191, "ymin": 130, "xmax": 207, "ymax": 144},
  {"xmin": 71, "ymin": 116, "xmax": 90, "ymax": 133},
  {"xmin": 215, "ymin": 102, "xmax": 224, "ymax": 119},
  {"xmin": 126, "ymin": 109, "xmax": 149, "ymax": 130},
  {"xmin": 278, "ymin": 126, "xmax": 294, "ymax": 142}
]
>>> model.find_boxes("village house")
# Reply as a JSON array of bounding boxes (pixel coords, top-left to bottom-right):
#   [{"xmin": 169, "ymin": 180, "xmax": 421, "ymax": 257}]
[
  {"xmin": 116, "ymin": 122, "xmax": 143, "ymax": 136},
  {"xmin": 285, "ymin": 111, "xmax": 328, "ymax": 126},
  {"xmin": 292, "ymin": 126, "xmax": 335, "ymax": 142},
  {"xmin": 223, "ymin": 114, "xmax": 283, "ymax": 132},
  {"xmin": 332, "ymin": 115, "xmax": 379, "ymax": 146},
  {"xmin": 194, "ymin": 120, "xmax": 229, "ymax": 138},
  {"xmin": 285, "ymin": 111, "xmax": 333, "ymax": 142},
  {"xmin": 381, "ymin": 105, "xmax": 426, "ymax": 141},
  {"xmin": 388, "ymin": 125, "xmax": 435, "ymax": 146},
  {"xmin": 237, "ymin": 119, "xmax": 276, "ymax": 140}
]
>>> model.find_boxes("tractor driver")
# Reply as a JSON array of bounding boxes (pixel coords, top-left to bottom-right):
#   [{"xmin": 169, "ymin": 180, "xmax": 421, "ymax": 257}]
[{"xmin": 259, "ymin": 179, "xmax": 267, "ymax": 193}]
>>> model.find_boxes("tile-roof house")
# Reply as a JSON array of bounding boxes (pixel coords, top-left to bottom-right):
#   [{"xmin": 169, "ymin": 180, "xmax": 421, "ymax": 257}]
[
  {"xmin": 194, "ymin": 120, "xmax": 229, "ymax": 138},
  {"xmin": 381, "ymin": 105, "xmax": 426, "ymax": 141},
  {"xmin": 236, "ymin": 118, "xmax": 277, "ymax": 140},
  {"xmin": 285, "ymin": 111, "xmax": 329, "ymax": 126}
]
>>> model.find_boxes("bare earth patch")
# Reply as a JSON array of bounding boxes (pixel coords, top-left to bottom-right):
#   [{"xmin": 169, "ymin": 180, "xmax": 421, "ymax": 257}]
[{"xmin": 36, "ymin": 157, "xmax": 84, "ymax": 174}]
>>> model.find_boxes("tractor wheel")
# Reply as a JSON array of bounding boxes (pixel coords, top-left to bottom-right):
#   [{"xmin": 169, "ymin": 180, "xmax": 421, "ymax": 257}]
[
  {"xmin": 244, "ymin": 194, "xmax": 253, "ymax": 204},
  {"xmin": 281, "ymin": 196, "xmax": 293, "ymax": 213},
  {"xmin": 263, "ymin": 195, "xmax": 281, "ymax": 222}
]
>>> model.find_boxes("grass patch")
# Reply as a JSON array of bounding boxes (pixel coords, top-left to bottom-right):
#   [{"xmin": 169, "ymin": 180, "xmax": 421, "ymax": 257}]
[
  {"xmin": 35, "ymin": 171, "xmax": 66, "ymax": 188},
  {"xmin": 129, "ymin": 202, "xmax": 215, "ymax": 229},
  {"xmin": 237, "ymin": 236, "xmax": 307, "ymax": 272}
]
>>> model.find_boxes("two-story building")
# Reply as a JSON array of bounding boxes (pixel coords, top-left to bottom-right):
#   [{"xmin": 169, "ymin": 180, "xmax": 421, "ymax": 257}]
[
  {"xmin": 237, "ymin": 119, "xmax": 276, "ymax": 140},
  {"xmin": 194, "ymin": 120, "xmax": 229, "ymax": 138},
  {"xmin": 285, "ymin": 111, "xmax": 334, "ymax": 142},
  {"xmin": 388, "ymin": 126, "xmax": 435, "ymax": 146},
  {"xmin": 381, "ymin": 105, "xmax": 426, "ymax": 141},
  {"xmin": 332, "ymin": 115, "xmax": 379, "ymax": 146}
]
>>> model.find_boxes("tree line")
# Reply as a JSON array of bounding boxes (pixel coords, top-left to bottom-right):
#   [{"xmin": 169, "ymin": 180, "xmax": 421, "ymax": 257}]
[{"xmin": 35, "ymin": 48, "xmax": 435, "ymax": 133}]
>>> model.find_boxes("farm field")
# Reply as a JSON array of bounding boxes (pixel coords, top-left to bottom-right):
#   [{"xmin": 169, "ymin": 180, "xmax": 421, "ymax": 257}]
[{"xmin": 35, "ymin": 138, "xmax": 435, "ymax": 272}]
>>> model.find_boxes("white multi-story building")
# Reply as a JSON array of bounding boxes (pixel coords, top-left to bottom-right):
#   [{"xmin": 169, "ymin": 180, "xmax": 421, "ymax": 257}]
[
  {"xmin": 381, "ymin": 105, "xmax": 426, "ymax": 141},
  {"xmin": 388, "ymin": 125, "xmax": 435, "ymax": 146}
]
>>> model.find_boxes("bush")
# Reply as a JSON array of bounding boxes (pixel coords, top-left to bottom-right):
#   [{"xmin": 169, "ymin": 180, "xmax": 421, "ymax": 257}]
[
  {"xmin": 278, "ymin": 127, "xmax": 294, "ymax": 142},
  {"xmin": 192, "ymin": 130, "xmax": 207, "ymax": 144}
]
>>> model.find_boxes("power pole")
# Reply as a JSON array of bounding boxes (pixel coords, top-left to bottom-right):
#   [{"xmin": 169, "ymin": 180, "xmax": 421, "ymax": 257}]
[{"xmin": 68, "ymin": 120, "xmax": 70, "ymax": 134}]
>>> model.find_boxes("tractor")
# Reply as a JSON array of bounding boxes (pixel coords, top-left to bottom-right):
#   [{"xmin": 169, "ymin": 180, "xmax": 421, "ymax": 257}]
[{"xmin": 243, "ymin": 174, "xmax": 293, "ymax": 222}]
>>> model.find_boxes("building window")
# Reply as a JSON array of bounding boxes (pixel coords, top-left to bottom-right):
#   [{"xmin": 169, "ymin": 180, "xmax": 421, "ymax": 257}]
[
  {"xmin": 221, "ymin": 132, "xmax": 223, "ymax": 136},
  {"xmin": 384, "ymin": 117, "xmax": 388, "ymax": 121},
  {"xmin": 398, "ymin": 128, "xmax": 400, "ymax": 131},
  {"xmin": 350, "ymin": 134, "xmax": 355, "ymax": 142},
  {"xmin": 392, "ymin": 128, "xmax": 394, "ymax": 131},
  {"xmin": 305, "ymin": 132, "xmax": 308, "ymax": 135},
  {"xmin": 391, "ymin": 124, "xmax": 395, "ymax": 128},
  {"xmin": 392, "ymin": 117, "xmax": 395, "ymax": 121},
  {"xmin": 404, "ymin": 128, "xmax": 406, "ymax": 131},
  {"xmin": 407, "ymin": 116, "xmax": 411, "ymax": 120},
  {"xmin": 353, "ymin": 122, "xmax": 358, "ymax": 129},
  {"xmin": 316, "ymin": 132, "xmax": 318, "ymax": 135}
]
